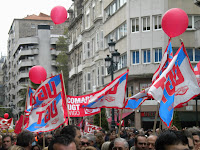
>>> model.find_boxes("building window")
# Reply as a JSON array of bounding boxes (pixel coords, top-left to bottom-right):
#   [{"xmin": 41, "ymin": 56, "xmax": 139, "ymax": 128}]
[
  {"xmin": 87, "ymin": 41, "xmax": 90, "ymax": 58},
  {"xmin": 87, "ymin": 73, "xmax": 91, "ymax": 90},
  {"xmin": 153, "ymin": 15, "xmax": 162, "ymax": 30},
  {"xmin": 132, "ymin": 50, "xmax": 139, "ymax": 64},
  {"xmin": 118, "ymin": 53, "xmax": 127, "ymax": 69},
  {"xmin": 142, "ymin": 16, "xmax": 150, "ymax": 31},
  {"xmin": 101, "ymin": 66, "xmax": 104, "ymax": 85},
  {"xmin": 186, "ymin": 48, "xmax": 193, "ymax": 62},
  {"xmin": 86, "ymin": 13, "xmax": 90, "ymax": 29},
  {"xmin": 127, "ymin": 86, "xmax": 134, "ymax": 97},
  {"xmin": 142, "ymin": 49, "xmax": 151, "ymax": 63},
  {"xmin": 104, "ymin": 0, "xmax": 126, "ymax": 21},
  {"xmin": 131, "ymin": 18, "xmax": 139, "ymax": 32},
  {"xmin": 154, "ymin": 48, "xmax": 162, "ymax": 63},
  {"xmin": 97, "ymin": 67, "xmax": 100, "ymax": 87},
  {"xmin": 187, "ymin": 15, "xmax": 200, "ymax": 29},
  {"xmin": 195, "ymin": 48, "xmax": 200, "ymax": 61}
]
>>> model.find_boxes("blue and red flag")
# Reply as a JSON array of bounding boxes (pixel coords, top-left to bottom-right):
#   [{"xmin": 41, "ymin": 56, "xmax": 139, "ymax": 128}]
[
  {"xmin": 148, "ymin": 42, "xmax": 200, "ymax": 127},
  {"xmin": 83, "ymin": 70, "xmax": 129, "ymax": 109},
  {"xmin": 194, "ymin": 61, "xmax": 200, "ymax": 87},
  {"xmin": 25, "ymin": 87, "xmax": 35, "ymax": 116},
  {"xmin": 125, "ymin": 40, "xmax": 173, "ymax": 110},
  {"xmin": 25, "ymin": 92, "xmax": 67, "ymax": 132}
]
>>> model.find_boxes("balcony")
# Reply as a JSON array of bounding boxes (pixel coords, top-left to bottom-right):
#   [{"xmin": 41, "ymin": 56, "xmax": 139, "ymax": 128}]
[
  {"xmin": 51, "ymin": 60, "xmax": 57, "ymax": 66},
  {"xmin": 68, "ymin": 43, "xmax": 74, "ymax": 52},
  {"xmin": 16, "ymin": 71, "xmax": 29, "ymax": 82},
  {"xmin": 69, "ymin": 67, "xmax": 78, "ymax": 78},
  {"xmin": 15, "ymin": 48, "xmax": 39, "ymax": 61},
  {"xmin": 51, "ymin": 49, "xmax": 61, "ymax": 56},
  {"xmin": 77, "ymin": 64, "xmax": 82, "ymax": 73},
  {"xmin": 17, "ymin": 59, "xmax": 38, "ymax": 70}
]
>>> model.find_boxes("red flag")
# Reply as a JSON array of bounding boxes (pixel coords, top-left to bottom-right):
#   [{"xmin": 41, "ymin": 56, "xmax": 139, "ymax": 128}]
[
  {"xmin": 84, "ymin": 121, "xmax": 101, "ymax": 134},
  {"xmin": 14, "ymin": 115, "xmax": 28, "ymax": 134}
]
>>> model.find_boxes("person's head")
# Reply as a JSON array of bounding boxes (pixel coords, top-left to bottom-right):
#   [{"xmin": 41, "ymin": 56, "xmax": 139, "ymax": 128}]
[
  {"xmin": 60, "ymin": 125, "xmax": 81, "ymax": 150},
  {"xmin": 12, "ymin": 133, "xmax": 17, "ymax": 142},
  {"xmin": 87, "ymin": 135, "xmax": 96, "ymax": 146},
  {"xmin": 192, "ymin": 132, "xmax": 200, "ymax": 150},
  {"xmin": 46, "ymin": 133, "xmax": 53, "ymax": 146},
  {"xmin": 80, "ymin": 136, "xmax": 90, "ymax": 148},
  {"xmin": 95, "ymin": 133, "xmax": 104, "ymax": 144},
  {"xmin": 0, "ymin": 135, "xmax": 3, "ymax": 146},
  {"xmin": 101, "ymin": 141, "xmax": 111, "ymax": 150},
  {"xmin": 113, "ymin": 138, "xmax": 129, "ymax": 150},
  {"xmin": 2, "ymin": 135, "xmax": 14, "ymax": 150},
  {"xmin": 31, "ymin": 144, "xmax": 41, "ymax": 150},
  {"xmin": 16, "ymin": 130, "xmax": 34, "ymax": 150},
  {"xmin": 135, "ymin": 134, "xmax": 147, "ymax": 150},
  {"xmin": 183, "ymin": 130, "xmax": 194, "ymax": 150},
  {"xmin": 147, "ymin": 135, "xmax": 157, "ymax": 150},
  {"xmin": 155, "ymin": 130, "xmax": 189, "ymax": 150},
  {"xmin": 48, "ymin": 135, "xmax": 76, "ymax": 150}
]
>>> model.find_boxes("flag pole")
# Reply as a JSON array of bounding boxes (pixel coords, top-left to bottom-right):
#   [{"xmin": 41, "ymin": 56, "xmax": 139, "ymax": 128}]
[
  {"xmin": 61, "ymin": 70, "xmax": 71, "ymax": 125},
  {"xmin": 22, "ymin": 85, "xmax": 29, "ymax": 130},
  {"xmin": 100, "ymin": 109, "xmax": 101, "ymax": 127},
  {"xmin": 43, "ymin": 133, "xmax": 45, "ymax": 149},
  {"xmin": 118, "ymin": 109, "xmax": 123, "ymax": 138},
  {"xmin": 153, "ymin": 102, "xmax": 159, "ymax": 134}
]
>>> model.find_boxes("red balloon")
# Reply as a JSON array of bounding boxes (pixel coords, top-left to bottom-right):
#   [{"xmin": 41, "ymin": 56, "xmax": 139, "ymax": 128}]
[
  {"xmin": 162, "ymin": 8, "xmax": 189, "ymax": 38},
  {"xmin": 50, "ymin": 6, "xmax": 68, "ymax": 24},
  {"xmin": 4, "ymin": 113, "xmax": 9, "ymax": 119},
  {"xmin": 29, "ymin": 66, "xmax": 47, "ymax": 84}
]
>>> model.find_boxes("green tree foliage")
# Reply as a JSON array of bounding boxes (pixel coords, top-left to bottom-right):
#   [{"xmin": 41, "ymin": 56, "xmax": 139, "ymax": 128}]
[
  {"xmin": 94, "ymin": 108, "xmax": 109, "ymax": 131},
  {"xmin": 56, "ymin": 28, "xmax": 69, "ymax": 93}
]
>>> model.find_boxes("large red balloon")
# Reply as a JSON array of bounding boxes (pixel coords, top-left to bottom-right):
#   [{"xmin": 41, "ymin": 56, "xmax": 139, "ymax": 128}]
[
  {"xmin": 29, "ymin": 66, "xmax": 47, "ymax": 84},
  {"xmin": 51, "ymin": 6, "xmax": 68, "ymax": 24},
  {"xmin": 4, "ymin": 113, "xmax": 9, "ymax": 119},
  {"xmin": 162, "ymin": 8, "xmax": 188, "ymax": 38}
]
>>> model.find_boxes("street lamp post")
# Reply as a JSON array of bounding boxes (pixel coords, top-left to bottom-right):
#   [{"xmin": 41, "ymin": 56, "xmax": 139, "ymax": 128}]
[{"xmin": 105, "ymin": 39, "xmax": 120, "ymax": 129}]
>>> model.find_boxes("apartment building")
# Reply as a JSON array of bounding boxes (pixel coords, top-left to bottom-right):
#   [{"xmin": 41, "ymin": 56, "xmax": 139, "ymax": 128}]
[
  {"xmin": 4, "ymin": 13, "xmax": 68, "ymax": 114},
  {"xmin": 68, "ymin": 0, "xmax": 200, "ymax": 129}
]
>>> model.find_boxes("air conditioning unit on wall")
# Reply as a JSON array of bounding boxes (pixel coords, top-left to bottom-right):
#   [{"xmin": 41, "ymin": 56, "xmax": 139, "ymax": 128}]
[{"xmin": 194, "ymin": 0, "xmax": 200, "ymax": 7}]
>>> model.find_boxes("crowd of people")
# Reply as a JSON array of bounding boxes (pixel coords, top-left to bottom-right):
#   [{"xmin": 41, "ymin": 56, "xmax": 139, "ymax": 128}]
[{"xmin": 0, "ymin": 125, "xmax": 200, "ymax": 150}]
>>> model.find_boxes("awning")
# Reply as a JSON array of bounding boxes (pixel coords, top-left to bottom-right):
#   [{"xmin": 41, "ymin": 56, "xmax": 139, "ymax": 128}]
[{"xmin": 107, "ymin": 111, "xmax": 133, "ymax": 123}]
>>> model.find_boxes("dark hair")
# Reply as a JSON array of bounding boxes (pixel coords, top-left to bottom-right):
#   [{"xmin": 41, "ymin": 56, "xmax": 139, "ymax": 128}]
[
  {"xmin": 60, "ymin": 125, "xmax": 80, "ymax": 139},
  {"xmin": 2, "ymin": 135, "xmax": 13, "ymax": 142},
  {"xmin": 48, "ymin": 135, "xmax": 75, "ymax": 150},
  {"xmin": 31, "ymin": 144, "xmax": 41, "ymax": 150},
  {"xmin": 134, "ymin": 134, "xmax": 146, "ymax": 145},
  {"xmin": 155, "ymin": 130, "xmax": 188, "ymax": 150},
  {"xmin": 16, "ymin": 130, "xmax": 34, "ymax": 147}
]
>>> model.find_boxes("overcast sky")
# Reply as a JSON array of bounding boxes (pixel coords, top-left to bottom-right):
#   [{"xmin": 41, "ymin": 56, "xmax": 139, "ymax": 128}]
[{"xmin": 0, "ymin": 0, "xmax": 72, "ymax": 56}]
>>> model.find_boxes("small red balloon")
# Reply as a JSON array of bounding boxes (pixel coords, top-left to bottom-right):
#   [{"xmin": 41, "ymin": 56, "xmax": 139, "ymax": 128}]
[
  {"xmin": 51, "ymin": 6, "xmax": 68, "ymax": 24},
  {"xmin": 162, "ymin": 8, "xmax": 189, "ymax": 38},
  {"xmin": 29, "ymin": 66, "xmax": 47, "ymax": 84},
  {"xmin": 4, "ymin": 113, "xmax": 9, "ymax": 119}
]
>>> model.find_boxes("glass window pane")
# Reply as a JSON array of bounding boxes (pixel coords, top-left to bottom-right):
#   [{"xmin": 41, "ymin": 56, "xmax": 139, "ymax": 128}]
[
  {"xmin": 133, "ymin": 51, "xmax": 135, "ymax": 64},
  {"xmin": 155, "ymin": 49, "xmax": 158, "ymax": 62},
  {"xmin": 132, "ymin": 19, "xmax": 135, "ymax": 32},
  {"xmin": 147, "ymin": 17, "xmax": 150, "ymax": 30},
  {"xmin": 154, "ymin": 16, "xmax": 157, "ymax": 29},
  {"xmin": 195, "ymin": 49, "xmax": 200, "ymax": 61},
  {"xmin": 147, "ymin": 50, "xmax": 150, "ymax": 62},
  {"xmin": 136, "ymin": 18, "xmax": 139, "ymax": 31},
  {"xmin": 186, "ymin": 48, "xmax": 193, "ymax": 61},
  {"xmin": 143, "ymin": 50, "xmax": 146, "ymax": 63},
  {"xmin": 159, "ymin": 49, "xmax": 162, "ymax": 61},
  {"xmin": 136, "ymin": 51, "xmax": 139, "ymax": 63},
  {"xmin": 188, "ymin": 15, "xmax": 192, "ymax": 28}
]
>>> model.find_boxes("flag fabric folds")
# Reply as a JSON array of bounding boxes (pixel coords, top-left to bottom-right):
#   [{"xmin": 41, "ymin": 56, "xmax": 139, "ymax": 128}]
[
  {"xmin": 84, "ymin": 121, "xmax": 101, "ymax": 134},
  {"xmin": 0, "ymin": 118, "xmax": 13, "ymax": 129},
  {"xmin": 194, "ymin": 61, "xmax": 200, "ymax": 87},
  {"xmin": 83, "ymin": 70, "xmax": 129, "ymax": 109},
  {"xmin": 14, "ymin": 115, "xmax": 28, "ymax": 134},
  {"xmin": 148, "ymin": 43, "xmax": 200, "ymax": 127},
  {"xmin": 125, "ymin": 87, "xmax": 150, "ymax": 109},
  {"xmin": 25, "ymin": 92, "xmax": 67, "ymax": 132},
  {"xmin": 25, "ymin": 87, "xmax": 35, "ymax": 116},
  {"xmin": 125, "ymin": 40, "xmax": 173, "ymax": 109},
  {"xmin": 32, "ymin": 74, "xmax": 65, "ymax": 110}
]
